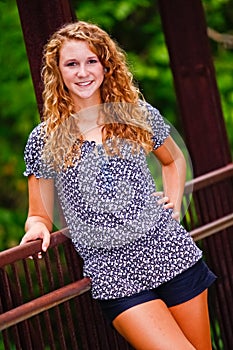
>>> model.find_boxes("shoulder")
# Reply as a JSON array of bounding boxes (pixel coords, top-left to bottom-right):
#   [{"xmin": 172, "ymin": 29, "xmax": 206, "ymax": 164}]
[
  {"xmin": 139, "ymin": 99, "xmax": 171, "ymax": 149},
  {"xmin": 138, "ymin": 99, "xmax": 161, "ymax": 117},
  {"xmin": 138, "ymin": 99, "xmax": 168, "ymax": 129},
  {"xmin": 24, "ymin": 122, "xmax": 56, "ymax": 178},
  {"xmin": 27, "ymin": 122, "xmax": 46, "ymax": 141},
  {"xmin": 25, "ymin": 122, "xmax": 46, "ymax": 150},
  {"xmin": 24, "ymin": 122, "xmax": 47, "ymax": 163}
]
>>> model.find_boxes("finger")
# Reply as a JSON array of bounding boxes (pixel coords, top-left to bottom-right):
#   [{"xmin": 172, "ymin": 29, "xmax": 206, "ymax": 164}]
[
  {"xmin": 20, "ymin": 238, "xmax": 34, "ymax": 246},
  {"xmin": 41, "ymin": 233, "xmax": 51, "ymax": 252},
  {"xmin": 20, "ymin": 232, "xmax": 39, "ymax": 245},
  {"xmin": 27, "ymin": 252, "xmax": 43, "ymax": 260},
  {"xmin": 151, "ymin": 191, "xmax": 164, "ymax": 197},
  {"xmin": 163, "ymin": 202, "xmax": 174, "ymax": 209},
  {"xmin": 20, "ymin": 236, "xmax": 30, "ymax": 245},
  {"xmin": 157, "ymin": 196, "xmax": 169, "ymax": 205},
  {"xmin": 38, "ymin": 252, "xmax": 43, "ymax": 259}
]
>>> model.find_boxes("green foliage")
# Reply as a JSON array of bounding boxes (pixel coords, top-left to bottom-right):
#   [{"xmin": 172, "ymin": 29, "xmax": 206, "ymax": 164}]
[{"xmin": 0, "ymin": 0, "xmax": 232, "ymax": 251}]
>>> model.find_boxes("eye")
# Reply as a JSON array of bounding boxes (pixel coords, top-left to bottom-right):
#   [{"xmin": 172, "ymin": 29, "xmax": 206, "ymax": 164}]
[
  {"xmin": 66, "ymin": 61, "xmax": 77, "ymax": 67},
  {"xmin": 88, "ymin": 58, "xmax": 98, "ymax": 64}
]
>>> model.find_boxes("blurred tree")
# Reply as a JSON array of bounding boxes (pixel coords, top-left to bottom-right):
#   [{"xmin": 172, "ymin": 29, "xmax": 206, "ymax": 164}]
[{"xmin": 0, "ymin": 0, "xmax": 232, "ymax": 249}]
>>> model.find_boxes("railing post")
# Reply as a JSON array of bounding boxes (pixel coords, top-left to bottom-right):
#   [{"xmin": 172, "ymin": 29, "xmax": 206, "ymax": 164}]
[
  {"xmin": 158, "ymin": 1, "xmax": 233, "ymax": 348},
  {"xmin": 158, "ymin": 0, "xmax": 231, "ymax": 175},
  {"xmin": 16, "ymin": 0, "xmax": 77, "ymax": 116}
]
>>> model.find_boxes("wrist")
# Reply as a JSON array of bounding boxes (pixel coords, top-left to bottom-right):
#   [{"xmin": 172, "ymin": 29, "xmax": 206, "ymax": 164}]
[
  {"xmin": 25, "ymin": 217, "xmax": 52, "ymax": 232},
  {"xmin": 172, "ymin": 211, "xmax": 180, "ymax": 222}
]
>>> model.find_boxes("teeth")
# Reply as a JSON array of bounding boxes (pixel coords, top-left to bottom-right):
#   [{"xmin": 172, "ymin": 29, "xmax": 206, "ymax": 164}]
[{"xmin": 77, "ymin": 81, "xmax": 92, "ymax": 86}]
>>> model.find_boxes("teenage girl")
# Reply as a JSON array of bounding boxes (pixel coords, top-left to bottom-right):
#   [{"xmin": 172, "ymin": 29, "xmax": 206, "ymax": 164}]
[{"xmin": 20, "ymin": 21, "xmax": 216, "ymax": 350}]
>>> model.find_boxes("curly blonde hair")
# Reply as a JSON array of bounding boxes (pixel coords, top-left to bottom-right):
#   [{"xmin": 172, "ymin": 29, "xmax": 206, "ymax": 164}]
[{"xmin": 41, "ymin": 21, "xmax": 153, "ymax": 168}]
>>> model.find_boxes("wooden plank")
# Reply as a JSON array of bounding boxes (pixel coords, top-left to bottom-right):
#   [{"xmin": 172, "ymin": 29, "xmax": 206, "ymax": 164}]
[{"xmin": 0, "ymin": 278, "xmax": 91, "ymax": 331}]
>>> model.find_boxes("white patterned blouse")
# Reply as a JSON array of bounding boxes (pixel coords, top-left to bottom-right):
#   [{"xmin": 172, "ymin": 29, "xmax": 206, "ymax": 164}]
[{"xmin": 24, "ymin": 102, "xmax": 202, "ymax": 300}]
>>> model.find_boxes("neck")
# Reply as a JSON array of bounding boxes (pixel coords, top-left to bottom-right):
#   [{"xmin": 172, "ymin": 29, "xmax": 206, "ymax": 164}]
[
  {"xmin": 75, "ymin": 107, "xmax": 103, "ymax": 143},
  {"xmin": 73, "ymin": 93, "xmax": 102, "ymax": 112}
]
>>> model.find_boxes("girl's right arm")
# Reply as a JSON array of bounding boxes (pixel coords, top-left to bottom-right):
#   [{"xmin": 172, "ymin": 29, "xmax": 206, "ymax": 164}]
[{"xmin": 20, "ymin": 175, "xmax": 54, "ymax": 253}]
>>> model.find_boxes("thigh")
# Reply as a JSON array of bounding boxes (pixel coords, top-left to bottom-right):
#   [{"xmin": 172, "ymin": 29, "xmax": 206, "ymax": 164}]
[
  {"xmin": 169, "ymin": 289, "xmax": 212, "ymax": 350},
  {"xmin": 112, "ymin": 299, "xmax": 195, "ymax": 350}
]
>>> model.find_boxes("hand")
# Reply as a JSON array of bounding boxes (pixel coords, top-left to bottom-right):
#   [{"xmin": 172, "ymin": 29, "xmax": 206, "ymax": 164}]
[
  {"xmin": 152, "ymin": 191, "xmax": 180, "ymax": 222},
  {"xmin": 20, "ymin": 222, "xmax": 51, "ymax": 259}
]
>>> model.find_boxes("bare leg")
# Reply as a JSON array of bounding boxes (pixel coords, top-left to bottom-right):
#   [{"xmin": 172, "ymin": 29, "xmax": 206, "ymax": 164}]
[
  {"xmin": 169, "ymin": 290, "xmax": 212, "ymax": 350},
  {"xmin": 112, "ymin": 299, "xmax": 195, "ymax": 350}
]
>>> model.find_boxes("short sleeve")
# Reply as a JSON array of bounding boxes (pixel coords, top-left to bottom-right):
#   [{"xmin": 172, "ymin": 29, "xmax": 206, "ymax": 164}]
[
  {"xmin": 23, "ymin": 123, "xmax": 56, "ymax": 178},
  {"xmin": 143, "ymin": 101, "xmax": 171, "ymax": 149}
]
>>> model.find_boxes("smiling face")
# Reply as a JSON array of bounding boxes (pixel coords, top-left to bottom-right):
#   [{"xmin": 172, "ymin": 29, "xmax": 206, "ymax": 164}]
[{"xmin": 59, "ymin": 40, "xmax": 105, "ymax": 110}]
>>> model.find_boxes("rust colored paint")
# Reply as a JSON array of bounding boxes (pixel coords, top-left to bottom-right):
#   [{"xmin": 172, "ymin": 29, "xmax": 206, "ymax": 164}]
[{"xmin": 16, "ymin": 0, "xmax": 76, "ymax": 115}]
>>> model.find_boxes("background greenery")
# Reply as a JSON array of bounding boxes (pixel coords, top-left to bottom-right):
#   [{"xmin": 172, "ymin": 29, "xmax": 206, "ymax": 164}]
[{"xmin": 0, "ymin": 0, "xmax": 232, "ymax": 250}]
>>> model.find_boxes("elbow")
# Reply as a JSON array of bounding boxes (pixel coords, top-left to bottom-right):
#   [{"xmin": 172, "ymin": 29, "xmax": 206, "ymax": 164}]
[
  {"xmin": 173, "ymin": 146, "xmax": 186, "ymax": 172},
  {"xmin": 179, "ymin": 151, "xmax": 187, "ymax": 173}
]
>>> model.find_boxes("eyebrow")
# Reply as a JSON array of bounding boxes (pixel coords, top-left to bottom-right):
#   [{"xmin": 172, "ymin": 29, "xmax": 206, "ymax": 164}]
[
  {"xmin": 65, "ymin": 55, "xmax": 98, "ymax": 60},
  {"xmin": 61, "ymin": 55, "xmax": 97, "ymax": 63},
  {"xmin": 86, "ymin": 56, "xmax": 98, "ymax": 60}
]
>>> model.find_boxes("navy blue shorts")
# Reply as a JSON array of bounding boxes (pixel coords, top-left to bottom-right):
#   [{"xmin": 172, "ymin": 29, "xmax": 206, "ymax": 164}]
[{"xmin": 97, "ymin": 259, "xmax": 216, "ymax": 324}]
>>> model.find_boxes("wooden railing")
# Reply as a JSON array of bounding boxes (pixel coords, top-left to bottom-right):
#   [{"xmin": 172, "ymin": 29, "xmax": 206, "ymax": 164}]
[{"xmin": 0, "ymin": 229, "xmax": 91, "ymax": 331}]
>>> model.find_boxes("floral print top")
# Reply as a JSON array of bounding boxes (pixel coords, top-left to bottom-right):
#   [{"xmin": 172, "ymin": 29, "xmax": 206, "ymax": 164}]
[{"xmin": 24, "ymin": 102, "xmax": 202, "ymax": 299}]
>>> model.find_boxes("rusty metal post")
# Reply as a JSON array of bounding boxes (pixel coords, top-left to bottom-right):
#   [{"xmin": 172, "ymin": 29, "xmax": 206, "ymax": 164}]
[
  {"xmin": 158, "ymin": 1, "xmax": 233, "ymax": 349},
  {"xmin": 158, "ymin": 0, "xmax": 231, "ymax": 175},
  {"xmin": 16, "ymin": 0, "xmax": 77, "ymax": 116}
]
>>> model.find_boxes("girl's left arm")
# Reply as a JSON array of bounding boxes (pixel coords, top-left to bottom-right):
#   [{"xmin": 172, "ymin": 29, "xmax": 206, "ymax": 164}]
[{"xmin": 152, "ymin": 135, "xmax": 186, "ymax": 221}]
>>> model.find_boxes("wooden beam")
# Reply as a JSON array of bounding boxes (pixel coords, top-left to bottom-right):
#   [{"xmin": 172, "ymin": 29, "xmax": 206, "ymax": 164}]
[
  {"xmin": 0, "ymin": 278, "xmax": 91, "ymax": 331},
  {"xmin": 16, "ymin": 0, "xmax": 76, "ymax": 116},
  {"xmin": 158, "ymin": 0, "xmax": 231, "ymax": 175}
]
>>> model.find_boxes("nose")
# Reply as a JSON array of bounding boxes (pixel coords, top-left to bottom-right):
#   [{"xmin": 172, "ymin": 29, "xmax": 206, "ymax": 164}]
[{"xmin": 77, "ymin": 63, "xmax": 88, "ymax": 77}]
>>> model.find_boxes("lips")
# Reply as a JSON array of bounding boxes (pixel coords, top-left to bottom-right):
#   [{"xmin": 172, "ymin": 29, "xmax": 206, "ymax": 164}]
[{"xmin": 76, "ymin": 80, "xmax": 93, "ymax": 87}]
